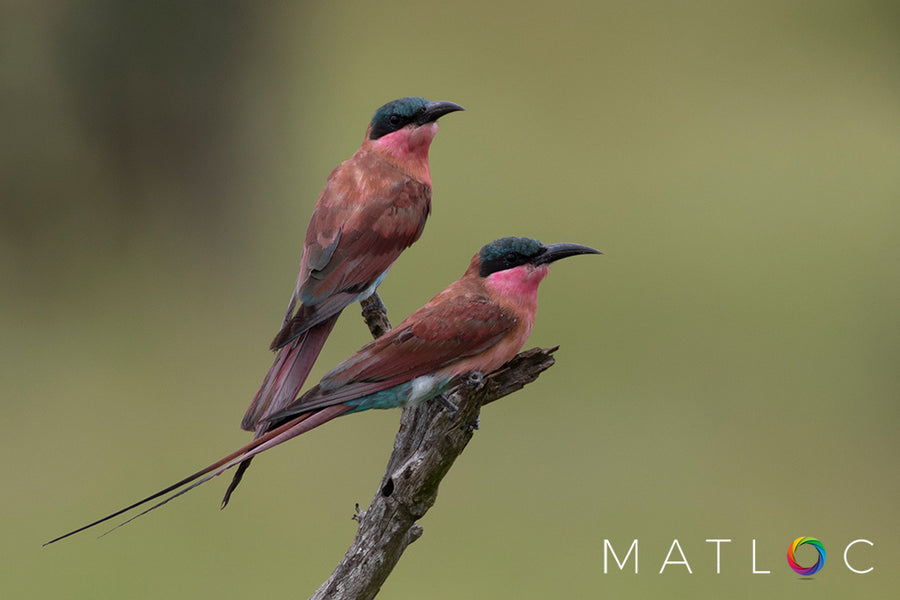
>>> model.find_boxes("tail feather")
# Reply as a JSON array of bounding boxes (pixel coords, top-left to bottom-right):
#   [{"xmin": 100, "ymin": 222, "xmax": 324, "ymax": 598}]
[
  {"xmin": 43, "ymin": 404, "xmax": 351, "ymax": 546},
  {"xmin": 226, "ymin": 315, "xmax": 340, "ymax": 507},
  {"xmin": 220, "ymin": 456, "xmax": 252, "ymax": 509},
  {"xmin": 240, "ymin": 315, "xmax": 340, "ymax": 432},
  {"xmin": 224, "ymin": 315, "xmax": 340, "ymax": 507}
]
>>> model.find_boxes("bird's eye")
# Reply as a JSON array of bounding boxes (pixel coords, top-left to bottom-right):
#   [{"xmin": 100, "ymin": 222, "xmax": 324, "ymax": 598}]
[
  {"xmin": 504, "ymin": 252, "xmax": 518, "ymax": 264},
  {"xmin": 389, "ymin": 114, "xmax": 402, "ymax": 125}
]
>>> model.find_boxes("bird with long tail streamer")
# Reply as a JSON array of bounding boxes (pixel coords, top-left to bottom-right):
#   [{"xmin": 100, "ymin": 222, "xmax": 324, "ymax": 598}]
[
  {"xmin": 229, "ymin": 97, "xmax": 464, "ymax": 505},
  {"xmin": 44, "ymin": 237, "xmax": 599, "ymax": 545}
]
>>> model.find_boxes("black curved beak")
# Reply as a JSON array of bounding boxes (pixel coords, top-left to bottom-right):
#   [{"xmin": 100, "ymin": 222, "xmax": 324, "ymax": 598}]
[
  {"xmin": 533, "ymin": 242, "xmax": 602, "ymax": 266},
  {"xmin": 417, "ymin": 100, "xmax": 465, "ymax": 125}
]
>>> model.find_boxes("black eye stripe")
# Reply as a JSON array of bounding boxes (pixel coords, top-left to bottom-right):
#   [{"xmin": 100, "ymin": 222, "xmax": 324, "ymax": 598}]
[
  {"xmin": 479, "ymin": 252, "xmax": 530, "ymax": 277},
  {"xmin": 372, "ymin": 114, "xmax": 412, "ymax": 139},
  {"xmin": 476, "ymin": 236, "xmax": 545, "ymax": 277}
]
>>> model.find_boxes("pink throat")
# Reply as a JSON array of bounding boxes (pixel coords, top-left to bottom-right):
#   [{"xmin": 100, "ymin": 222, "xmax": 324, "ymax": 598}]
[
  {"xmin": 372, "ymin": 122, "xmax": 438, "ymax": 184},
  {"xmin": 484, "ymin": 264, "xmax": 549, "ymax": 313}
]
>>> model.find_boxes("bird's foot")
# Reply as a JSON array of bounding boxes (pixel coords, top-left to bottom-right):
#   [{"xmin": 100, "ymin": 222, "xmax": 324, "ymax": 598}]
[{"xmin": 462, "ymin": 371, "xmax": 484, "ymax": 389}]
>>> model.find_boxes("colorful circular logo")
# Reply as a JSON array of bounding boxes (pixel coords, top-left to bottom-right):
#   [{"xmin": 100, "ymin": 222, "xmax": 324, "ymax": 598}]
[{"xmin": 787, "ymin": 536, "xmax": 826, "ymax": 575}]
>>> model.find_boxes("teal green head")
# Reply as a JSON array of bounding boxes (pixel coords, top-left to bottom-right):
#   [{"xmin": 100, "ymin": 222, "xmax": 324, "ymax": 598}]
[
  {"xmin": 478, "ymin": 237, "xmax": 601, "ymax": 277},
  {"xmin": 368, "ymin": 97, "xmax": 465, "ymax": 140}
]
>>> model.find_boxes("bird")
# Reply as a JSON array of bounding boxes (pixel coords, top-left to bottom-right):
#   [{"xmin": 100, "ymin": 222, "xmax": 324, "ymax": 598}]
[
  {"xmin": 229, "ymin": 97, "xmax": 464, "ymax": 505},
  {"xmin": 43, "ymin": 236, "xmax": 599, "ymax": 546}
]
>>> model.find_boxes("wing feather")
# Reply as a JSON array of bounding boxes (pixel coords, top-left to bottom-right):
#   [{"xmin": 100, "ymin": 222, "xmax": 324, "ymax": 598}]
[
  {"xmin": 271, "ymin": 152, "xmax": 431, "ymax": 348},
  {"xmin": 266, "ymin": 289, "xmax": 516, "ymax": 420}
]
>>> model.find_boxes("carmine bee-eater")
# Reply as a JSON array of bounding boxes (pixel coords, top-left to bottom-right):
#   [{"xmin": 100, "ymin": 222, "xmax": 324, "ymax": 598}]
[
  {"xmin": 43, "ymin": 237, "xmax": 599, "ymax": 546},
  {"xmin": 229, "ymin": 97, "xmax": 464, "ymax": 504}
]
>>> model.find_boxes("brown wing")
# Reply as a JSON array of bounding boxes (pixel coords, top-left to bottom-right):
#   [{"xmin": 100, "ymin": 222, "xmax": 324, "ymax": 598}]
[
  {"xmin": 271, "ymin": 151, "xmax": 431, "ymax": 348},
  {"xmin": 267, "ymin": 287, "xmax": 518, "ymax": 418}
]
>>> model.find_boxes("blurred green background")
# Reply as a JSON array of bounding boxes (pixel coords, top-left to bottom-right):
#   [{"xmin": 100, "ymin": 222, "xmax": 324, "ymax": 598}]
[{"xmin": 3, "ymin": 1, "xmax": 897, "ymax": 598}]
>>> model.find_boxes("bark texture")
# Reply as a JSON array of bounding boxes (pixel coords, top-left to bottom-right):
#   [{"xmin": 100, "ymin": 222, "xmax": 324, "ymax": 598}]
[{"xmin": 308, "ymin": 296, "xmax": 557, "ymax": 600}]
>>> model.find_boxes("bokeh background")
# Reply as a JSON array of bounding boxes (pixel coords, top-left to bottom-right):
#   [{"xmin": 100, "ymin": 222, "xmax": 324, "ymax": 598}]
[{"xmin": 3, "ymin": 1, "xmax": 898, "ymax": 598}]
